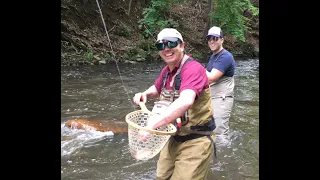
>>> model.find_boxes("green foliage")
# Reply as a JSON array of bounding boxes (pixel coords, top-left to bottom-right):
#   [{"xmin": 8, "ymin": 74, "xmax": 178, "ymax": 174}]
[
  {"xmin": 138, "ymin": 0, "xmax": 184, "ymax": 38},
  {"xmin": 123, "ymin": 47, "xmax": 147, "ymax": 62},
  {"xmin": 87, "ymin": 50, "xmax": 93, "ymax": 59},
  {"xmin": 138, "ymin": 0, "xmax": 258, "ymax": 42},
  {"xmin": 103, "ymin": 52, "xmax": 112, "ymax": 63},
  {"xmin": 210, "ymin": 0, "xmax": 259, "ymax": 42},
  {"xmin": 189, "ymin": 50, "xmax": 204, "ymax": 62},
  {"xmin": 139, "ymin": 40, "xmax": 157, "ymax": 51}
]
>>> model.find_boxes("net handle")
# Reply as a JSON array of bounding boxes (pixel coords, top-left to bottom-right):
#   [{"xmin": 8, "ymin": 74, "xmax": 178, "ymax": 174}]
[
  {"xmin": 139, "ymin": 101, "xmax": 176, "ymax": 135},
  {"xmin": 139, "ymin": 101, "xmax": 151, "ymax": 113}
]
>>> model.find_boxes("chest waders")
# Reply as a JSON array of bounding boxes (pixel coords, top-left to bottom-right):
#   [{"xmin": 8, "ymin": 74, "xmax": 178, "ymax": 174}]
[
  {"xmin": 208, "ymin": 50, "xmax": 234, "ymax": 136},
  {"xmin": 152, "ymin": 57, "xmax": 217, "ymax": 159}
]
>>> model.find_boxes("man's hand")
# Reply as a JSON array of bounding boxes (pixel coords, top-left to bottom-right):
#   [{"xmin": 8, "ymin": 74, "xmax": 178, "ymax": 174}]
[
  {"xmin": 138, "ymin": 114, "xmax": 163, "ymax": 142},
  {"xmin": 133, "ymin": 92, "xmax": 147, "ymax": 105}
]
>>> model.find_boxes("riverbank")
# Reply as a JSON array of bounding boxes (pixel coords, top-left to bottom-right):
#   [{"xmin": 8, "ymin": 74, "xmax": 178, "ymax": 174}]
[{"xmin": 61, "ymin": 0, "xmax": 259, "ymax": 66}]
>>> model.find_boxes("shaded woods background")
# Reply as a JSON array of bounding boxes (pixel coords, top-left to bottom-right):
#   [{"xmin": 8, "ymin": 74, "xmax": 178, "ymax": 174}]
[{"xmin": 61, "ymin": 0, "xmax": 259, "ymax": 66}]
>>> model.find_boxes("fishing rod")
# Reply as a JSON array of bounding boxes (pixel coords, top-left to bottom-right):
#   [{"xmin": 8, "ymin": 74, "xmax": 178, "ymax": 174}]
[{"xmin": 95, "ymin": 0, "xmax": 136, "ymax": 110}]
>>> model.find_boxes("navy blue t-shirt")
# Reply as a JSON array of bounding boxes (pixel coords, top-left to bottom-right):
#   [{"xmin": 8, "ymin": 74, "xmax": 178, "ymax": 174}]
[{"xmin": 206, "ymin": 49, "xmax": 235, "ymax": 77}]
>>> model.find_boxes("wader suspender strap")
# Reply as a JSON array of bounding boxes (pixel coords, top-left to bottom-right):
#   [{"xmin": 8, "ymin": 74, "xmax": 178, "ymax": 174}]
[
  {"xmin": 160, "ymin": 55, "xmax": 192, "ymax": 95},
  {"xmin": 161, "ymin": 72, "xmax": 169, "ymax": 90},
  {"xmin": 170, "ymin": 57, "xmax": 193, "ymax": 126},
  {"xmin": 169, "ymin": 55, "xmax": 191, "ymax": 89},
  {"xmin": 161, "ymin": 57, "xmax": 217, "ymax": 159}
]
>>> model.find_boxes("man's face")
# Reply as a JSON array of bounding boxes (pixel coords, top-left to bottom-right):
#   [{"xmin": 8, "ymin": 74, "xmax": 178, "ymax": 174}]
[
  {"xmin": 207, "ymin": 36, "xmax": 223, "ymax": 52},
  {"xmin": 156, "ymin": 40, "xmax": 184, "ymax": 65}
]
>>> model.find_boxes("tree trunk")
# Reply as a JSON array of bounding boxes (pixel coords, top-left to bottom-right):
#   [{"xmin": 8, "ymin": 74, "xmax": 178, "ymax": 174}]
[{"xmin": 204, "ymin": 0, "xmax": 214, "ymax": 37}]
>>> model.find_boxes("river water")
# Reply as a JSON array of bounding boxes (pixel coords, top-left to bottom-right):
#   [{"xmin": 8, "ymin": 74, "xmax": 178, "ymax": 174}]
[{"xmin": 61, "ymin": 58, "xmax": 259, "ymax": 180}]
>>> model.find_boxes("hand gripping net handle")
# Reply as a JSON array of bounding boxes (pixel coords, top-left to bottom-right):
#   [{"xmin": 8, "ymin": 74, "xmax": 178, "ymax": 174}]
[{"xmin": 125, "ymin": 102, "xmax": 177, "ymax": 160}]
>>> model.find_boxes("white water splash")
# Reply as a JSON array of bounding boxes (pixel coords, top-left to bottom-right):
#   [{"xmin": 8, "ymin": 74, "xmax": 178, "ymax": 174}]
[{"xmin": 61, "ymin": 123, "xmax": 114, "ymax": 156}]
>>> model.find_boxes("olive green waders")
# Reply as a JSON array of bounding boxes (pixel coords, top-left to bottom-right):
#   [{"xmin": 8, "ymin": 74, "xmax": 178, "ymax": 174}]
[{"xmin": 156, "ymin": 134, "xmax": 216, "ymax": 180}]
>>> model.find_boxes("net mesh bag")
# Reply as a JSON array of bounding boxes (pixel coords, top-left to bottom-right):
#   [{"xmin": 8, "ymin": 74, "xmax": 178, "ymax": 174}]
[{"xmin": 125, "ymin": 107, "xmax": 177, "ymax": 161}]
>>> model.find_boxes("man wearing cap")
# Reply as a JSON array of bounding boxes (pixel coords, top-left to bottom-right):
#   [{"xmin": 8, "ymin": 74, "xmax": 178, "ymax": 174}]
[
  {"xmin": 205, "ymin": 26, "xmax": 236, "ymax": 140},
  {"xmin": 133, "ymin": 28, "xmax": 216, "ymax": 180}
]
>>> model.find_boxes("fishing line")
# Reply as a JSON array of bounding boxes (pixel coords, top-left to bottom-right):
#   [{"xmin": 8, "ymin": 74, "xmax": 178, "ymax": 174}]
[{"xmin": 95, "ymin": 0, "xmax": 136, "ymax": 110}]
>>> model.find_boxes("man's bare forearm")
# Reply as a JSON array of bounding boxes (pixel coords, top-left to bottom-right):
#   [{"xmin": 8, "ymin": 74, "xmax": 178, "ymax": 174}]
[
  {"xmin": 151, "ymin": 89, "xmax": 195, "ymax": 129},
  {"xmin": 143, "ymin": 85, "xmax": 160, "ymax": 99},
  {"xmin": 206, "ymin": 69, "xmax": 224, "ymax": 83}
]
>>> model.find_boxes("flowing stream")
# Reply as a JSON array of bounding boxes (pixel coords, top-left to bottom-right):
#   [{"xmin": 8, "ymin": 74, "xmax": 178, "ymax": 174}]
[{"xmin": 61, "ymin": 58, "xmax": 259, "ymax": 180}]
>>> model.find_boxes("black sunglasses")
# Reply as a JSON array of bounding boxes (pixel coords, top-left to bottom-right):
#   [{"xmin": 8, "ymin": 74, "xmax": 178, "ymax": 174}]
[
  {"xmin": 155, "ymin": 41, "xmax": 180, "ymax": 50},
  {"xmin": 206, "ymin": 36, "xmax": 220, "ymax": 42}
]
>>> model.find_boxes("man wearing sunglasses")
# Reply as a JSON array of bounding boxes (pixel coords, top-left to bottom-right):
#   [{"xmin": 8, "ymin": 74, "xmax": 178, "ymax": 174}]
[
  {"xmin": 133, "ymin": 28, "xmax": 216, "ymax": 180},
  {"xmin": 205, "ymin": 26, "xmax": 236, "ymax": 143}
]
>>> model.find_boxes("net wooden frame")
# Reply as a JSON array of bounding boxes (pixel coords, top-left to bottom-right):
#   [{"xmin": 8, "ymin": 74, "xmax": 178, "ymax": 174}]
[
  {"xmin": 125, "ymin": 102, "xmax": 177, "ymax": 160},
  {"xmin": 125, "ymin": 110, "xmax": 177, "ymax": 135}
]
